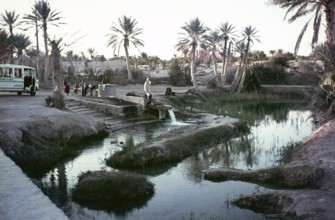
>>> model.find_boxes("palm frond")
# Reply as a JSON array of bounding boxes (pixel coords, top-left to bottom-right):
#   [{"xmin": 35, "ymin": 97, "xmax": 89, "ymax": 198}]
[{"xmin": 294, "ymin": 19, "xmax": 310, "ymax": 56}]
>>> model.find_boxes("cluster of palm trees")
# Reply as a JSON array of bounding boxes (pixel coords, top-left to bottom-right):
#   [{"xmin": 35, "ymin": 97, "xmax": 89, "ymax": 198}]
[
  {"xmin": 1, "ymin": 1, "xmax": 63, "ymax": 84},
  {"xmin": 175, "ymin": 18, "xmax": 261, "ymax": 92},
  {"xmin": 2, "ymin": 0, "xmax": 335, "ymax": 93}
]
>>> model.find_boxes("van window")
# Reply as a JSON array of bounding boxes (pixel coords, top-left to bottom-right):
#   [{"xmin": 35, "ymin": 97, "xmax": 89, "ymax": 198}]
[
  {"xmin": 2, "ymin": 68, "xmax": 12, "ymax": 77},
  {"xmin": 14, "ymin": 68, "xmax": 22, "ymax": 78}
]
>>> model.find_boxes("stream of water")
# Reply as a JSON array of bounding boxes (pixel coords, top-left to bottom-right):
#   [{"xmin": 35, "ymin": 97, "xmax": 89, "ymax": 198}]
[{"xmin": 40, "ymin": 102, "xmax": 315, "ymax": 220}]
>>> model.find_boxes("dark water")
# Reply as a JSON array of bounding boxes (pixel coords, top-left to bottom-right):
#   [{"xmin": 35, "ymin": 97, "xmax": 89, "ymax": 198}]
[{"xmin": 40, "ymin": 102, "xmax": 315, "ymax": 220}]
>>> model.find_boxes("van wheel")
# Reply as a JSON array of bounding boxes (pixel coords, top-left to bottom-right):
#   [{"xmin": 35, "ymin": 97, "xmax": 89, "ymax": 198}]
[
  {"xmin": 17, "ymin": 92, "xmax": 22, "ymax": 95},
  {"xmin": 30, "ymin": 88, "xmax": 36, "ymax": 96}
]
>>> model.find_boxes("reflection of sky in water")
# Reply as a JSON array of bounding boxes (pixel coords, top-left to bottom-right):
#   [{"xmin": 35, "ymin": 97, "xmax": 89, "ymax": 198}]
[
  {"xmin": 41, "ymin": 109, "xmax": 314, "ymax": 220},
  {"xmin": 209, "ymin": 110, "xmax": 315, "ymax": 171},
  {"xmin": 250, "ymin": 110, "xmax": 314, "ymax": 169},
  {"xmin": 253, "ymin": 110, "xmax": 313, "ymax": 149}
]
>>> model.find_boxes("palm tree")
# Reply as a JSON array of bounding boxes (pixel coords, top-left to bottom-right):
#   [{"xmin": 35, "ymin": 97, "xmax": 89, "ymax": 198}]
[
  {"xmin": 0, "ymin": 30, "xmax": 8, "ymax": 63},
  {"xmin": 236, "ymin": 25, "xmax": 260, "ymax": 92},
  {"xmin": 231, "ymin": 40, "xmax": 247, "ymax": 89},
  {"xmin": 230, "ymin": 26, "xmax": 260, "ymax": 92},
  {"xmin": 50, "ymin": 37, "xmax": 65, "ymax": 108},
  {"xmin": 12, "ymin": 34, "xmax": 31, "ymax": 61},
  {"xmin": 87, "ymin": 48, "xmax": 96, "ymax": 60},
  {"xmin": 0, "ymin": 10, "xmax": 21, "ymax": 37},
  {"xmin": 0, "ymin": 10, "xmax": 21, "ymax": 62},
  {"xmin": 107, "ymin": 15, "xmax": 144, "ymax": 80},
  {"xmin": 175, "ymin": 17, "xmax": 208, "ymax": 90},
  {"xmin": 268, "ymin": 0, "xmax": 335, "ymax": 56},
  {"xmin": 33, "ymin": 0, "xmax": 64, "ymax": 83},
  {"xmin": 23, "ymin": 7, "xmax": 41, "ymax": 80},
  {"xmin": 203, "ymin": 29, "xmax": 222, "ymax": 79},
  {"xmin": 219, "ymin": 22, "xmax": 236, "ymax": 85}
]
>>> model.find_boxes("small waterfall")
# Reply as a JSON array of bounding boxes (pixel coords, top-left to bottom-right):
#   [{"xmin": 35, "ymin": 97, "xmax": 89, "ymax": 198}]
[{"xmin": 167, "ymin": 108, "xmax": 176, "ymax": 122}]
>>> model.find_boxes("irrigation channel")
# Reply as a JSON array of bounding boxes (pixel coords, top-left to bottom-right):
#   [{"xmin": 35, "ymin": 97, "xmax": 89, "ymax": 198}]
[{"xmin": 39, "ymin": 101, "xmax": 315, "ymax": 220}]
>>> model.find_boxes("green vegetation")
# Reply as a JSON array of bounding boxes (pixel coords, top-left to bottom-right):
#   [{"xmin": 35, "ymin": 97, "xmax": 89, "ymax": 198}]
[
  {"xmin": 72, "ymin": 171, "xmax": 154, "ymax": 203},
  {"xmin": 278, "ymin": 142, "xmax": 298, "ymax": 164},
  {"xmin": 106, "ymin": 121, "xmax": 249, "ymax": 169},
  {"xmin": 312, "ymin": 44, "xmax": 335, "ymax": 117},
  {"xmin": 168, "ymin": 57, "xmax": 192, "ymax": 86},
  {"xmin": 166, "ymin": 92, "xmax": 307, "ymax": 123}
]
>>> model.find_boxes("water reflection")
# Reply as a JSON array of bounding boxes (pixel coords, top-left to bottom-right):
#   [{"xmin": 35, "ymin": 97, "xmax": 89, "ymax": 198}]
[
  {"xmin": 184, "ymin": 110, "xmax": 315, "ymax": 184},
  {"xmin": 40, "ymin": 102, "xmax": 315, "ymax": 219}
]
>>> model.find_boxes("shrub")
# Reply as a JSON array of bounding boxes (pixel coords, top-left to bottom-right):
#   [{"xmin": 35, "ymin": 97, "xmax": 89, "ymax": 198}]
[
  {"xmin": 168, "ymin": 58, "xmax": 192, "ymax": 86},
  {"xmin": 72, "ymin": 171, "xmax": 154, "ymax": 203},
  {"xmin": 245, "ymin": 64, "xmax": 288, "ymax": 85}
]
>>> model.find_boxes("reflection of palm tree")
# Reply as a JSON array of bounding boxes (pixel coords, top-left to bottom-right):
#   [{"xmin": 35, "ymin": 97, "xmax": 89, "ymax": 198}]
[
  {"xmin": 56, "ymin": 164, "xmax": 68, "ymax": 206},
  {"xmin": 107, "ymin": 15, "xmax": 144, "ymax": 80},
  {"xmin": 176, "ymin": 17, "xmax": 208, "ymax": 90},
  {"xmin": 187, "ymin": 156, "xmax": 204, "ymax": 183}
]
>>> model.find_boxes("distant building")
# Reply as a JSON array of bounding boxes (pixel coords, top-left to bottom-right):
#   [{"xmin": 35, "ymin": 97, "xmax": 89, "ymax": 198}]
[{"xmin": 62, "ymin": 59, "xmax": 127, "ymax": 74}]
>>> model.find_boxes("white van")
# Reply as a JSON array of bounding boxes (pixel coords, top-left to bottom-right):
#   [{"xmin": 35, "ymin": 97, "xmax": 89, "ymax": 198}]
[{"xmin": 0, "ymin": 64, "xmax": 39, "ymax": 96}]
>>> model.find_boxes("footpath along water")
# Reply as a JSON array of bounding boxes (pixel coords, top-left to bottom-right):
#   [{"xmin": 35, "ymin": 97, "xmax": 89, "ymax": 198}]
[{"xmin": 0, "ymin": 149, "xmax": 68, "ymax": 220}]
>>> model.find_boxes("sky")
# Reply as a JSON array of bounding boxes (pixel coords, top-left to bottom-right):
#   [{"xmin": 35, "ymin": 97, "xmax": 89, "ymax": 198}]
[{"xmin": 2, "ymin": 0, "xmax": 326, "ymax": 60}]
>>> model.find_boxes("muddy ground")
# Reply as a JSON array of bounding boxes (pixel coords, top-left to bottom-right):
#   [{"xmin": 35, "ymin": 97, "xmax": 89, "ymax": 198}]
[{"xmin": 1, "ymin": 83, "xmax": 335, "ymax": 219}]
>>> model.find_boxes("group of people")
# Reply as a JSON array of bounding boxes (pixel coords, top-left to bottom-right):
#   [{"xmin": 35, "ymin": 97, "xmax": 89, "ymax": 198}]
[
  {"xmin": 63, "ymin": 80, "xmax": 96, "ymax": 97},
  {"xmin": 62, "ymin": 78, "xmax": 153, "ymax": 102}
]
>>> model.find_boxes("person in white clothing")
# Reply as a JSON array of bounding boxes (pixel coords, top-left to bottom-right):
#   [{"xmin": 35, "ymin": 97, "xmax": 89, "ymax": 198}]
[{"xmin": 144, "ymin": 77, "xmax": 152, "ymax": 99}]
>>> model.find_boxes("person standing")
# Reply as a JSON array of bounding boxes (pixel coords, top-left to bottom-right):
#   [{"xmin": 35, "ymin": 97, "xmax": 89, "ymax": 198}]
[
  {"xmin": 144, "ymin": 77, "xmax": 152, "ymax": 99},
  {"xmin": 143, "ymin": 77, "xmax": 153, "ymax": 109},
  {"xmin": 81, "ymin": 81, "xmax": 86, "ymax": 97},
  {"xmin": 63, "ymin": 80, "xmax": 70, "ymax": 96}
]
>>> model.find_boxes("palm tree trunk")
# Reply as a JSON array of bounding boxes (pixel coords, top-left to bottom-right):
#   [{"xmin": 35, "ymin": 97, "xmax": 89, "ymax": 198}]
[
  {"xmin": 34, "ymin": 18, "xmax": 41, "ymax": 82},
  {"xmin": 190, "ymin": 49, "xmax": 198, "ymax": 89},
  {"xmin": 124, "ymin": 46, "xmax": 132, "ymax": 80},
  {"xmin": 237, "ymin": 69, "xmax": 246, "ymax": 93},
  {"xmin": 51, "ymin": 40, "xmax": 64, "ymax": 109},
  {"xmin": 230, "ymin": 66, "xmax": 241, "ymax": 91},
  {"xmin": 326, "ymin": 1, "xmax": 335, "ymax": 47},
  {"xmin": 43, "ymin": 25, "xmax": 49, "ymax": 83},
  {"xmin": 212, "ymin": 56, "xmax": 217, "ymax": 78},
  {"xmin": 221, "ymin": 42, "xmax": 232, "ymax": 86}
]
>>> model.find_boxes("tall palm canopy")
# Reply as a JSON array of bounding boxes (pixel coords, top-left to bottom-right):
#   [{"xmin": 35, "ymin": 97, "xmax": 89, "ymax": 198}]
[
  {"xmin": 175, "ymin": 17, "xmax": 208, "ymax": 89},
  {"xmin": 175, "ymin": 18, "xmax": 208, "ymax": 55},
  {"xmin": 0, "ymin": 10, "xmax": 21, "ymax": 37},
  {"xmin": 12, "ymin": 34, "xmax": 31, "ymax": 57},
  {"xmin": 107, "ymin": 16, "xmax": 144, "ymax": 56},
  {"xmin": 107, "ymin": 15, "xmax": 144, "ymax": 80},
  {"xmin": 268, "ymin": 0, "xmax": 335, "ymax": 55},
  {"xmin": 241, "ymin": 25, "xmax": 261, "ymax": 54},
  {"xmin": 219, "ymin": 22, "xmax": 236, "ymax": 57}
]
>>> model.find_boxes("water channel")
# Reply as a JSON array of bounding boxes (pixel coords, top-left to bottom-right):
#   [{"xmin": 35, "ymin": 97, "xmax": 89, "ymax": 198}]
[{"xmin": 39, "ymin": 101, "xmax": 315, "ymax": 220}]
